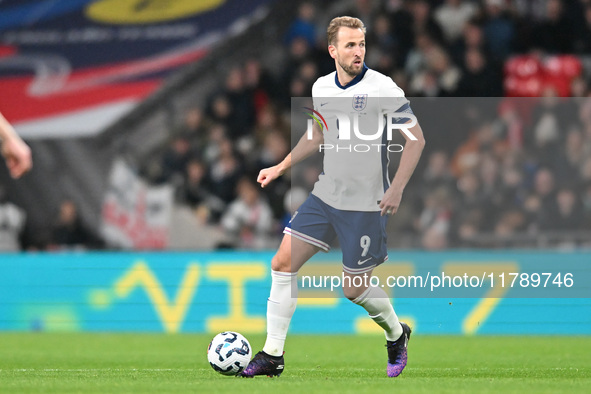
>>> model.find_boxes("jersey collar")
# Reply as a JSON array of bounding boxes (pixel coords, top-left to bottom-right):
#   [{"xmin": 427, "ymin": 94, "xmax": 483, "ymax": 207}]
[{"xmin": 334, "ymin": 63, "xmax": 369, "ymax": 89}]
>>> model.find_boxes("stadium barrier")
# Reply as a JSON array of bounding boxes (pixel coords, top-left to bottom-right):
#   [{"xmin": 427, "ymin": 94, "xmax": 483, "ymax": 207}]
[{"xmin": 0, "ymin": 251, "xmax": 589, "ymax": 335}]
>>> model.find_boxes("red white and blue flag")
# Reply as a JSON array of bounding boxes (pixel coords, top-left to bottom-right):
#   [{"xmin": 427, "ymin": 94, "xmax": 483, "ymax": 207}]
[{"xmin": 0, "ymin": 0, "xmax": 272, "ymax": 138}]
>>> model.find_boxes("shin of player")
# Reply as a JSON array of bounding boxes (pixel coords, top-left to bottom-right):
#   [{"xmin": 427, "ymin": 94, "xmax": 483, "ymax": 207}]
[
  {"xmin": 346, "ymin": 277, "xmax": 403, "ymax": 341},
  {"xmin": 263, "ymin": 235, "xmax": 316, "ymax": 356}
]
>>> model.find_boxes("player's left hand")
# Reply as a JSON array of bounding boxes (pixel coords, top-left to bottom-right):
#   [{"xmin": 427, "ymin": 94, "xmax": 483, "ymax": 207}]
[
  {"xmin": 379, "ymin": 186, "xmax": 403, "ymax": 216},
  {"xmin": 1, "ymin": 136, "xmax": 32, "ymax": 179}
]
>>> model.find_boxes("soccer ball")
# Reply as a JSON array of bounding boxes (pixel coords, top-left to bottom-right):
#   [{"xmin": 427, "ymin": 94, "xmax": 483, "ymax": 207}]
[{"xmin": 207, "ymin": 331, "xmax": 252, "ymax": 376}]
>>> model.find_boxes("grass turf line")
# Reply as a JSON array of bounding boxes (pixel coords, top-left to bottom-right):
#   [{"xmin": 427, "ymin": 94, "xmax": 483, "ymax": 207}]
[{"xmin": 0, "ymin": 333, "xmax": 589, "ymax": 393}]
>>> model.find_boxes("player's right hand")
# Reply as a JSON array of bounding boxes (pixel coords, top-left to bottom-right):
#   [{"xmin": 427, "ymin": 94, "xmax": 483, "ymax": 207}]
[{"xmin": 257, "ymin": 166, "xmax": 281, "ymax": 188}]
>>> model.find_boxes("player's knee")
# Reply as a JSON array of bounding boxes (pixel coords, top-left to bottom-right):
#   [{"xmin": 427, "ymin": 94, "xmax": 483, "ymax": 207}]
[
  {"xmin": 271, "ymin": 254, "xmax": 291, "ymax": 273},
  {"xmin": 342, "ymin": 285, "xmax": 365, "ymax": 301}
]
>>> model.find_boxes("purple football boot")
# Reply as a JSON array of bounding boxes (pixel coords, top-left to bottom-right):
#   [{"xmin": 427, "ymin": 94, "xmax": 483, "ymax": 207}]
[
  {"xmin": 386, "ymin": 322, "xmax": 412, "ymax": 377},
  {"xmin": 239, "ymin": 351, "xmax": 284, "ymax": 378}
]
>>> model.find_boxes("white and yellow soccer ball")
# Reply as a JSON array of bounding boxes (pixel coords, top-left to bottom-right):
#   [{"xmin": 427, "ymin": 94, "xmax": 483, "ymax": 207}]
[{"xmin": 207, "ymin": 332, "xmax": 252, "ymax": 376}]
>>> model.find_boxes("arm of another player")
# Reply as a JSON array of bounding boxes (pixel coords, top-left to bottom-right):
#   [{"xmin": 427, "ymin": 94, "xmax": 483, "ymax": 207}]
[
  {"xmin": 257, "ymin": 121, "xmax": 323, "ymax": 188},
  {"xmin": 379, "ymin": 120, "xmax": 425, "ymax": 216},
  {"xmin": 0, "ymin": 112, "xmax": 32, "ymax": 179}
]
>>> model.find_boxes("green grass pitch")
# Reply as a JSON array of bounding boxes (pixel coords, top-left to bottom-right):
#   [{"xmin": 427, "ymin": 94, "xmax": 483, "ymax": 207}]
[{"xmin": 0, "ymin": 333, "xmax": 589, "ymax": 393}]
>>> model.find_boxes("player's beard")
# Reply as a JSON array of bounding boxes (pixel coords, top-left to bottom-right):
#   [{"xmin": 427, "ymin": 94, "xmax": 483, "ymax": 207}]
[{"xmin": 339, "ymin": 57, "xmax": 363, "ymax": 77}]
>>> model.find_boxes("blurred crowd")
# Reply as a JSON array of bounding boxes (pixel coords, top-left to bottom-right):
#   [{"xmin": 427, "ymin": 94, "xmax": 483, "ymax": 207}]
[
  {"xmin": 134, "ymin": 0, "xmax": 591, "ymax": 250},
  {"xmin": 402, "ymin": 96, "xmax": 591, "ymax": 249},
  {"xmin": 6, "ymin": 0, "xmax": 588, "ymax": 251}
]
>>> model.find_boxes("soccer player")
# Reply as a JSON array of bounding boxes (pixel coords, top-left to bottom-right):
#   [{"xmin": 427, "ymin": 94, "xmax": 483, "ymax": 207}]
[
  {"xmin": 0, "ymin": 112, "xmax": 32, "ymax": 179},
  {"xmin": 241, "ymin": 16, "xmax": 425, "ymax": 378}
]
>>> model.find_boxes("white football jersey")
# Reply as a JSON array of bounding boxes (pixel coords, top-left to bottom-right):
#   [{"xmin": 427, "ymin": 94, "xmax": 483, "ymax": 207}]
[{"xmin": 310, "ymin": 66, "xmax": 410, "ymax": 211}]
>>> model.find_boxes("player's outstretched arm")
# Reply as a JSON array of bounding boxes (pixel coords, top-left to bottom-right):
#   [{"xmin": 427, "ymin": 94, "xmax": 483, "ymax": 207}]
[
  {"xmin": 379, "ymin": 121, "xmax": 425, "ymax": 216},
  {"xmin": 257, "ymin": 122, "xmax": 323, "ymax": 188},
  {"xmin": 0, "ymin": 112, "xmax": 32, "ymax": 179}
]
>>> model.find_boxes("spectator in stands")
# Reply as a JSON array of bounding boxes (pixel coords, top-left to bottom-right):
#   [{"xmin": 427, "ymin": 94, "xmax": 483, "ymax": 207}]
[
  {"xmin": 455, "ymin": 170, "xmax": 489, "ymax": 218},
  {"xmin": 244, "ymin": 59, "xmax": 278, "ymax": 116},
  {"xmin": 553, "ymin": 128, "xmax": 586, "ymax": 181},
  {"xmin": 284, "ymin": 2, "xmax": 318, "ymax": 48},
  {"xmin": 482, "ymin": 0, "xmax": 514, "ymax": 61},
  {"xmin": 280, "ymin": 37, "xmax": 313, "ymax": 104},
  {"xmin": 574, "ymin": 4, "xmax": 591, "ymax": 54},
  {"xmin": 451, "ymin": 169, "xmax": 495, "ymax": 246},
  {"xmin": 455, "ymin": 48, "xmax": 503, "ymax": 97},
  {"xmin": 532, "ymin": 0, "xmax": 575, "ymax": 53},
  {"xmin": 512, "ymin": 0, "xmax": 549, "ymax": 23},
  {"xmin": 221, "ymin": 176, "xmax": 274, "ymax": 249},
  {"xmin": 287, "ymin": 77, "xmax": 307, "ymax": 101},
  {"xmin": 451, "ymin": 122, "xmax": 500, "ymax": 177},
  {"xmin": 208, "ymin": 137, "xmax": 243, "ymax": 209},
  {"xmin": 404, "ymin": 32, "xmax": 442, "ymax": 82},
  {"xmin": 434, "ymin": 0, "xmax": 479, "ymax": 44},
  {"xmin": 181, "ymin": 158, "xmax": 208, "ymax": 207},
  {"xmin": 296, "ymin": 60, "xmax": 320, "ymax": 94},
  {"xmin": 206, "ymin": 94, "xmax": 235, "ymax": 134},
  {"xmin": 366, "ymin": 14, "xmax": 398, "ymax": 73},
  {"xmin": 0, "ymin": 185, "xmax": 26, "ymax": 251},
  {"xmin": 409, "ymin": 34, "xmax": 461, "ymax": 97},
  {"xmin": 174, "ymin": 107, "xmax": 207, "ymax": 151},
  {"xmin": 256, "ymin": 131, "xmax": 289, "ymax": 171},
  {"xmin": 528, "ymin": 90, "xmax": 576, "ymax": 163},
  {"xmin": 530, "ymin": 167, "xmax": 557, "ymax": 223},
  {"xmin": 478, "ymin": 152, "xmax": 503, "ymax": 207},
  {"xmin": 579, "ymin": 98, "xmax": 591, "ymax": 131},
  {"xmin": 50, "ymin": 199, "xmax": 101, "ymax": 250},
  {"xmin": 407, "ymin": 0, "xmax": 445, "ymax": 47},
  {"xmin": 417, "ymin": 187, "xmax": 453, "ymax": 250},
  {"xmin": 158, "ymin": 135, "xmax": 192, "ymax": 186},
  {"xmin": 180, "ymin": 159, "xmax": 224, "ymax": 223},
  {"xmin": 386, "ymin": 0, "xmax": 414, "ymax": 65},
  {"xmin": 581, "ymin": 156, "xmax": 591, "ymax": 184},
  {"xmin": 253, "ymin": 103, "xmax": 289, "ymax": 144},
  {"xmin": 496, "ymin": 99, "xmax": 526, "ymax": 149},
  {"xmin": 202, "ymin": 123, "xmax": 227, "ymax": 165},
  {"xmin": 570, "ymin": 77, "xmax": 589, "ymax": 97},
  {"xmin": 582, "ymin": 181, "xmax": 591, "ymax": 227},
  {"xmin": 494, "ymin": 208, "xmax": 527, "ymax": 239},
  {"xmin": 497, "ymin": 164, "xmax": 527, "ymax": 211},
  {"xmin": 421, "ymin": 150, "xmax": 456, "ymax": 195},
  {"xmin": 537, "ymin": 186, "xmax": 584, "ymax": 231},
  {"xmin": 426, "ymin": 47, "xmax": 461, "ymax": 95},
  {"xmin": 223, "ymin": 67, "xmax": 256, "ymax": 140},
  {"xmin": 453, "ymin": 206, "xmax": 486, "ymax": 246},
  {"xmin": 450, "ymin": 19, "xmax": 489, "ymax": 69}
]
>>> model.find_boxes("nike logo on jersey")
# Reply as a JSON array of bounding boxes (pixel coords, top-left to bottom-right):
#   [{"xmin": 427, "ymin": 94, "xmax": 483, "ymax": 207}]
[
  {"xmin": 320, "ymin": 102, "xmax": 328, "ymax": 106},
  {"xmin": 357, "ymin": 257, "xmax": 372, "ymax": 265}
]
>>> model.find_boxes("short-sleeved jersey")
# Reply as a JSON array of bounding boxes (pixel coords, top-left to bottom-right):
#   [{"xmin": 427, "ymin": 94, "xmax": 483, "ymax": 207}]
[{"xmin": 310, "ymin": 65, "xmax": 410, "ymax": 211}]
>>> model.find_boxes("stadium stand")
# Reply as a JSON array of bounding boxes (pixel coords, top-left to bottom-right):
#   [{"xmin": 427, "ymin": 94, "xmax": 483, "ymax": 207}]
[{"xmin": 2, "ymin": 0, "xmax": 591, "ymax": 250}]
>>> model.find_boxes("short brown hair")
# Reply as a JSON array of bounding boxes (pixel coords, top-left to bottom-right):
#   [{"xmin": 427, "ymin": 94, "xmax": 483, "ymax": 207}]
[{"xmin": 327, "ymin": 16, "xmax": 366, "ymax": 46}]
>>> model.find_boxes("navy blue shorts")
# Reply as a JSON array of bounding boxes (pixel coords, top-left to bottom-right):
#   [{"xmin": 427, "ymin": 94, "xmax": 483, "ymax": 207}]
[{"xmin": 284, "ymin": 194, "xmax": 388, "ymax": 274}]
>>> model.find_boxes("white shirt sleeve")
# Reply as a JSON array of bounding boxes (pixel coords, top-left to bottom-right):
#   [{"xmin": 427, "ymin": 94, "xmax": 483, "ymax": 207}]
[{"xmin": 379, "ymin": 77, "xmax": 409, "ymax": 114}]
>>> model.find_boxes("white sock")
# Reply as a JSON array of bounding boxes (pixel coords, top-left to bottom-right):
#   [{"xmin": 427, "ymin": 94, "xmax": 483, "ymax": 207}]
[
  {"xmin": 263, "ymin": 270, "xmax": 298, "ymax": 356},
  {"xmin": 352, "ymin": 286, "xmax": 402, "ymax": 341}
]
